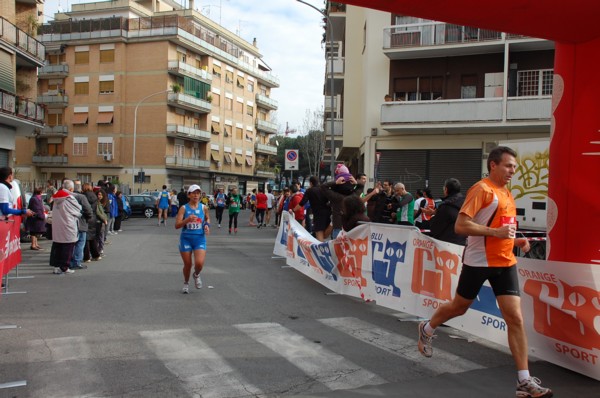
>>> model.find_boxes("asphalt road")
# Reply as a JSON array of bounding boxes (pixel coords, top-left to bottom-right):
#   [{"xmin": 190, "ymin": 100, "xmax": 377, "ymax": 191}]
[{"xmin": 1, "ymin": 213, "xmax": 598, "ymax": 397}]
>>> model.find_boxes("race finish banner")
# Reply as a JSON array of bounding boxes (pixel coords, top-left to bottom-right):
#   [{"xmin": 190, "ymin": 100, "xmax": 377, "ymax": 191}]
[{"xmin": 274, "ymin": 212, "xmax": 600, "ymax": 381}]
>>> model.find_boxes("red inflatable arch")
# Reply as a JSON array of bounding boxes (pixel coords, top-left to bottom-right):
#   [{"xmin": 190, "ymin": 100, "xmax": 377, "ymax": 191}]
[{"xmin": 336, "ymin": 0, "xmax": 600, "ymax": 264}]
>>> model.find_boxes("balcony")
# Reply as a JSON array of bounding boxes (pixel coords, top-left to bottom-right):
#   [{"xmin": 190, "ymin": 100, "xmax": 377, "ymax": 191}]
[
  {"xmin": 255, "ymin": 93, "xmax": 278, "ymax": 111},
  {"xmin": 256, "ymin": 119, "xmax": 278, "ymax": 135},
  {"xmin": 39, "ymin": 64, "xmax": 69, "ymax": 79},
  {"xmin": 255, "ymin": 142, "xmax": 277, "ymax": 156},
  {"xmin": 168, "ymin": 92, "xmax": 211, "ymax": 114},
  {"xmin": 383, "ymin": 22, "xmax": 553, "ymax": 60},
  {"xmin": 324, "ymin": 118, "xmax": 344, "ymax": 137},
  {"xmin": 380, "ymin": 96, "xmax": 552, "ymax": 132},
  {"xmin": 166, "ymin": 124, "xmax": 211, "ymax": 142},
  {"xmin": 41, "ymin": 125, "xmax": 68, "ymax": 137},
  {"xmin": 0, "ymin": 91, "xmax": 45, "ymax": 135},
  {"xmin": 168, "ymin": 60, "xmax": 212, "ymax": 84},
  {"xmin": 32, "ymin": 155, "xmax": 68, "ymax": 165},
  {"xmin": 165, "ymin": 156, "xmax": 210, "ymax": 169},
  {"xmin": 255, "ymin": 165, "xmax": 276, "ymax": 179},
  {"xmin": 37, "ymin": 92, "xmax": 69, "ymax": 108},
  {"xmin": 0, "ymin": 16, "xmax": 45, "ymax": 67}
]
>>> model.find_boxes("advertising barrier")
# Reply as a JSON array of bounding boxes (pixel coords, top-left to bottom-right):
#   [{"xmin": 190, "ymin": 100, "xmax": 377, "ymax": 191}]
[{"xmin": 273, "ymin": 212, "xmax": 600, "ymax": 380}]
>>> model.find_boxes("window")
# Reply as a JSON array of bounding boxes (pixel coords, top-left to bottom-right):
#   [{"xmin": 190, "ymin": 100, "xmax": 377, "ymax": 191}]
[
  {"xmin": 72, "ymin": 113, "xmax": 88, "ymax": 125},
  {"xmin": 77, "ymin": 173, "xmax": 92, "ymax": 183},
  {"xmin": 73, "ymin": 137, "xmax": 88, "ymax": 156},
  {"xmin": 99, "ymin": 49, "xmax": 114, "ymax": 63},
  {"xmin": 225, "ymin": 97, "xmax": 233, "ymax": 110},
  {"xmin": 246, "ymin": 104, "xmax": 254, "ymax": 117},
  {"xmin": 192, "ymin": 146, "xmax": 200, "ymax": 159},
  {"xmin": 236, "ymin": 76, "xmax": 245, "ymax": 89},
  {"xmin": 460, "ymin": 74, "xmax": 478, "ymax": 99},
  {"xmin": 99, "ymin": 80, "xmax": 114, "ymax": 94},
  {"xmin": 48, "ymin": 143, "xmax": 63, "ymax": 155},
  {"xmin": 47, "ymin": 113, "xmax": 63, "ymax": 126},
  {"xmin": 75, "ymin": 51, "xmax": 89, "ymax": 64},
  {"xmin": 211, "ymin": 122, "xmax": 221, "ymax": 134},
  {"xmin": 236, "ymin": 127, "xmax": 243, "ymax": 140},
  {"xmin": 226, "ymin": 71, "xmax": 234, "ymax": 84},
  {"xmin": 174, "ymin": 144, "xmax": 184, "ymax": 158},
  {"xmin": 213, "ymin": 64, "xmax": 222, "ymax": 78},
  {"xmin": 247, "ymin": 81, "xmax": 254, "ymax": 93},
  {"xmin": 235, "ymin": 100, "xmax": 243, "ymax": 113},
  {"xmin": 97, "ymin": 112, "xmax": 114, "ymax": 124},
  {"xmin": 518, "ymin": 69, "xmax": 553, "ymax": 96},
  {"xmin": 97, "ymin": 137, "xmax": 113, "ymax": 155},
  {"xmin": 74, "ymin": 82, "xmax": 89, "ymax": 95},
  {"xmin": 212, "ymin": 93, "xmax": 220, "ymax": 106}
]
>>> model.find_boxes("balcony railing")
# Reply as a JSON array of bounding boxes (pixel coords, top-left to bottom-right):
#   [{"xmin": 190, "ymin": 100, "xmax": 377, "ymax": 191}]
[
  {"xmin": 0, "ymin": 17, "xmax": 45, "ymax": 65},
  {"xmin": 255, "ymin": 93, "xmax": 278, "ymax": 111},
  {"xmin": 39, "ymin": 64, "xmax": 69, "ymax": 78},
  {"xmin": 168, "ymin": 92, "xmax": 211, "ymax": 113},
  {"xmin": 381, "ymin": 96, "xmax": 552, "ymax": 125},
  {"xmin": 168, "ymin": 60, "xmax": 212, "ymax": 84},
  {"xmin": 37, "ymin": 94, "xmax": 69, "ymax": 107},
  {"xmin": 0, "ymin": 91, "xmax": 45, "ymax": 124},
  {"xmin": 256, "ymin": 119, "xmax": 278, "ymax": 134},
  {"xmin": 384, "ymin": 21, "xmax": 504, "ymax": 50},
  {"xmin": 166, "ymin": 124, "xmax": 211, "ymax": 141},
  {"xmin": 255, "ymin": 167, "xmax": 276, "ymax": 178},
  {"xmin": 255, "ymin": 142, "xmax": 277, "ymax": 155},
  {"xmin": 165, "ymin": 156, "xmax": 210, "ymax": 169},
  {"xmin": 41, "ymin": 125, "xmax": 68, "ymax": 137},
  {"xmin": 32, "ymin": 155, "xmax": 68, "ymax": 164}
]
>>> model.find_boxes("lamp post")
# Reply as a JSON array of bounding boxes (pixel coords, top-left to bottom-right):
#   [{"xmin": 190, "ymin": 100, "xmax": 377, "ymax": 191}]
[
  {"xmin": 132, "ymin": 89, "xmax": 170, "ymax": 194},
  {"xmin": 296, "ymin": 0, "xmax": 336, "ymax": 178}
]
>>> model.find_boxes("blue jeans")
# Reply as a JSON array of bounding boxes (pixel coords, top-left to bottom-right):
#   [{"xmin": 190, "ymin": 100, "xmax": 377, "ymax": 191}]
[{"xmin": 70, "ymin": 231, "xmax": 86, "ymax": 268}]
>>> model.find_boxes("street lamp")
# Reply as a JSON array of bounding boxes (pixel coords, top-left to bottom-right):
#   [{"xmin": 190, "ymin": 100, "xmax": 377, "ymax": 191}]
[
  {"xmin": 296, "ymin": 0, "xmax": 336, "ymax": 178},
  {"xmin": 132, "ymin": 89, "xmax": 171, "ymax": 194}
]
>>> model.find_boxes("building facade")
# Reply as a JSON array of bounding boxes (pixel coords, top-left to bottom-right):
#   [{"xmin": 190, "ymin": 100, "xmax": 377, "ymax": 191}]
[
  {"xmin": 0, "ymin": 0, "xmax": 45, "ymax": 169},
  {"xmin": 15, "ymin": 0, "xmax": 279, "ymax": 194},
  {"xmin": 329, "ymin": 3, "xmax": 553, "ymax": 197}
]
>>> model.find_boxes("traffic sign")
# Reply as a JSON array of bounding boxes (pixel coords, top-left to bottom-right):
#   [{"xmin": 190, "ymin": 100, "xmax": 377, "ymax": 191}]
[{"xmin": 285, "ymin": 149, "xmax": 299, "ymax": 170}]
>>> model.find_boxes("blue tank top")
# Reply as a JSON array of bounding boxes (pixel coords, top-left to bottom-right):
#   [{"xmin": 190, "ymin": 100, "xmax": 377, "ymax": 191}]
[
  {"xmin": 182, "ymin": 203, "xmax": 205, "ymax": 235},
  {"xmin": 158, "ymin": 190, "xmax": 170, "ymax": 207}
]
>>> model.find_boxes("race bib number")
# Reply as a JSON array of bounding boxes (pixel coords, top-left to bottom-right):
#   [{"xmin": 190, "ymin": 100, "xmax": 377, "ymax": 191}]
[
  {"xmin": 187, "ymin": 221, "xmax": 203, "ymax": 230},
  {"xmin": 231, "ymin": 202, "xmax": 238, "ymax": 208}
]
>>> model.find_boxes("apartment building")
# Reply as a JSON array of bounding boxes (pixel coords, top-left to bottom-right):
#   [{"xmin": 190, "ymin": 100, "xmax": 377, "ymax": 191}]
[
  {"xmin": 329, "ymin": 4, "xmax": 553, "ymax": 196},
  {"xmin": 0, "ymin": 0, "xmax": 45, "ymax": 168},
  {"xmin": 15, "ymin": 0, "xmax": 279, "ymax": 194}
]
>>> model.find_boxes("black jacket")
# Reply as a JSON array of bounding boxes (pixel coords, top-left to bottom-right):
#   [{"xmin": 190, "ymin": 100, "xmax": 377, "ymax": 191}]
[{"xmin": 429, "ymin": 192, "xmax": 466, "ymax": 245}]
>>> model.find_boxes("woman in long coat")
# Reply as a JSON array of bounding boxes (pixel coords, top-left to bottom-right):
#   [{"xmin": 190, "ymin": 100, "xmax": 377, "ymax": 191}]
[{"xmin": 26, "ymin": 187, "xmax": 47, "ymax": 250}]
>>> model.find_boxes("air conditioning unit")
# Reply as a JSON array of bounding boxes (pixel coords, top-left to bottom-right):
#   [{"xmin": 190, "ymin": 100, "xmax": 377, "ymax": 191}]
[
  {"xmin": 103, "ymin": 154, "xmax": 112, "ymax": 161},
  {"xmin": 482, "ymin": 141, "xmax": 498, "ymax": 158}
]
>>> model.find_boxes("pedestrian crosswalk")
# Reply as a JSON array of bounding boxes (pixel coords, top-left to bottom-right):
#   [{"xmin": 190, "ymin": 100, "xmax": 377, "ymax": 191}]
[{"xmin": 22, "ymin": 317, "xmax": 487, "ymax": 397}]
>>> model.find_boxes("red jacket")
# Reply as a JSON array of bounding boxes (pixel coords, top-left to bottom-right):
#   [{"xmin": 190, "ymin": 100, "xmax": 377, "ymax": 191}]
[
  {"xmin": 256, "ymin": 192, "xmax": 268, "ymax": 210},
  {"xmin": 289, "ymin": 192, "xmax": 305, "ymax": 221}
]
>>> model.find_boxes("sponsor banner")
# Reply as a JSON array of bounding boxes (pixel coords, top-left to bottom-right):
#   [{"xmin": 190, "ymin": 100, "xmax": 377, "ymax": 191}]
[
  {"xmin": 1, "ymin": 180, "xmax": 24, "ymax": 281},
  {"xmin": 274, "ymin": 212, "xmax": 600, "ymax": 380}
]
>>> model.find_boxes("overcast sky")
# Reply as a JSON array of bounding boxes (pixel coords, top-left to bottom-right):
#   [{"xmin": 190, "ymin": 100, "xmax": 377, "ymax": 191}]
[{"xmin": 43, "ymin": 0, "xmax": 327, "ymax": 136}]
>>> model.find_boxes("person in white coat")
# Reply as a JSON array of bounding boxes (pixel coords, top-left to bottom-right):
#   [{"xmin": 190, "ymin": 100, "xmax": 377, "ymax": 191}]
[{"xmin": 51, "ymin": 187, "xmax": 82, "ymax": 274}]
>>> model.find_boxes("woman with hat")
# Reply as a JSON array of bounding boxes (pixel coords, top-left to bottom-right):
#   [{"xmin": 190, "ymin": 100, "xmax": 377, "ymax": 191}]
[{"xmin": 175, "ymin": 184, "xmax": 210, "ymax": 294}]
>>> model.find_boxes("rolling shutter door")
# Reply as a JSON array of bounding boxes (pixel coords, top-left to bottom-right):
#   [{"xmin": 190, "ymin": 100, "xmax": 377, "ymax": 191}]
[
  {"xmin": 428, "ymin": 149, "xmax": 482, "ymax": 197},
  {"xmin": 377, "ymin": 150, "xmax": 427, "ymax": 194},
  {"xmin": 0, "ymin": 149, "xmax": 9, "ymax": 167},
  {"xmin": 377, "ymin": 149, "xmax": 482, "ymax": 197},
  {"xmin": 0, "ymin": 50, "xmax": 15, "ymax": 93}
]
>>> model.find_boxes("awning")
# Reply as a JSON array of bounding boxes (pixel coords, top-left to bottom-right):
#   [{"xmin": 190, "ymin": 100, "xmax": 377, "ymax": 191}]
[
  {"xmin": 211, "ymin": 151, "xmax": 221, "ymax": 162},
  {"xmin": 246, "ymin": 157, "xmax": 253, "ymax": 166},
  {"xmin": 237, "ymin": 76, "xmax": 245, "ymax": 87},
  {"xmin": 212, "ymin": 65, "xmax": 222, "ymax": 75},
  {"xmin": 211, "ymin": 122, "xmax": 221, "ymax": 134},
  {"xmin": 97, "ymin": 112, "xmax": 114, "ymax": 124},
  {"xmin": 235, "ymin": 155, "xmax": 243, "ymax": 165},
  {"xmin": 245, "ymin": 131, "xmax": 253, "ymax": 140},
  {"xmin": 72, "ymin": 113, "xmax": 88, "ymax": 125},
  {"xmin": 223, "ymin": 153, "xmax": 233, "ymax": 164}
]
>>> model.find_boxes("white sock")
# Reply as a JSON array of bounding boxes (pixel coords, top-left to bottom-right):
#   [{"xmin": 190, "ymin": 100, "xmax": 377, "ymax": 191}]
[
  {"xmin": 424, "ymin": 322, "xmax": 436, "ymax": 336},
  {"xmin": 518, "ymin": 370, "xmax": 530, "ymax": 382}
]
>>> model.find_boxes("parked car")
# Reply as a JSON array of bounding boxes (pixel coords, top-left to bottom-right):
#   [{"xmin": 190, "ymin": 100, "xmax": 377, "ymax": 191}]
[{"xmin": 126, "ymin": 195, "xmax": 158, "ymax": 218}]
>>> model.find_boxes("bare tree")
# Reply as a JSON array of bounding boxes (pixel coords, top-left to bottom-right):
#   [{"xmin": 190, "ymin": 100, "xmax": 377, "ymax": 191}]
[{"xmin": 297, "ymin": 108, "xmax": 325, "ymax": 178}]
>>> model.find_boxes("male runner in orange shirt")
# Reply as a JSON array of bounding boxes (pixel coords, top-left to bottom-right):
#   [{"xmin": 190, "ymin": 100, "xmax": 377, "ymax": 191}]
[{"xmin": 417, "ymin": 146, "xmax": 552, "ymax": 398}]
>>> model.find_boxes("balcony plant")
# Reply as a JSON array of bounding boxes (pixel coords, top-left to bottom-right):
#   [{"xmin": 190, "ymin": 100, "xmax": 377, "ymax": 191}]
[
  {"xmin": 206, "ymin": 94, "xmax": 213, "ymax": 103},
  {"xmin": 171, "ymin": 83, "xmax": 182, "ymax": 93}
]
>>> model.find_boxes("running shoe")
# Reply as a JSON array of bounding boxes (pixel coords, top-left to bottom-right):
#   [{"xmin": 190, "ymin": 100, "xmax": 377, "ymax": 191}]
[
  {"xmin": 516, "ymin": 377, "xmax": 553, "ymax": 397},
  {"xmin": 193, "ymin": 273, "xmax": 203, "ymax": 289},
  {"xmin": 182, "ymin": 284, "xmax": 189, "ymax": 294},
  {"xmin": 229, "ymin": 228, "xmax": 232, "ymax": 234},
  {"xmin": 234, "ymin": 228, "xmax": 238, "ymax": 234},
  {"xmin": 218, "ymin": 224, "xmax": 221, "ymax": 228},
  {"xmin": 418, "ymin": 321, "xmax": 435, "ymax": 358},
  {"xmin": 53, "ymin": 267, "xmax": 62, "ymax": 274}
]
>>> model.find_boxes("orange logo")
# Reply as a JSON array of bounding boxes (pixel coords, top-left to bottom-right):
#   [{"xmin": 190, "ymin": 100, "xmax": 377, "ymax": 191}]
[
  {"xmin": 411, "ymin": 247, "xmax": 460, "ymax": 301},
  {"xmin": 523, "ymin": 279, "xmax": 600, "ymax": 350},
  {"xmin": 334, "ymin": 236, "xmax": 369, "ymax": 286}
]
